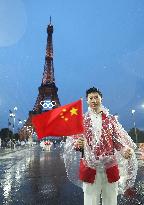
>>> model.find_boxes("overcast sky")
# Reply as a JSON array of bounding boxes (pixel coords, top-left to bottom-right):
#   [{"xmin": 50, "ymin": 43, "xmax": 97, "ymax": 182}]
[{"xmin": 0, "ymin": 0, "xmax": 144, "ymax": 132}]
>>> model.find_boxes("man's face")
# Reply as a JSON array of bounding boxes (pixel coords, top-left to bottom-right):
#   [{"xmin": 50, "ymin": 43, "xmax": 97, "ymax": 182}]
[{"xmin": 87, "ymin": 92, "xmax": 102, "ymax": 111}]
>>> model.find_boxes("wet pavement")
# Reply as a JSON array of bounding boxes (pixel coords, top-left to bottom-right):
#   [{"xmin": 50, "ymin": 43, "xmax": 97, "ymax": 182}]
[
  {"xmin": 0, "ymin": 145, "xmax": 143, "ymax": 205},
  {"xmin": 0, "ymin": 145, "xmax": 83, "ymax": 205}
]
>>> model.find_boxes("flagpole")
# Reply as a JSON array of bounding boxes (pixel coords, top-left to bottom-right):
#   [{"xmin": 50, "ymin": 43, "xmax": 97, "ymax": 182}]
[
  {"xmin": 80, "ymin": 97, "xmax": 85, "ymax": 153},
  {"xmin": 80, "ymin": 97, "xmax": 84, "ymax": 117}
]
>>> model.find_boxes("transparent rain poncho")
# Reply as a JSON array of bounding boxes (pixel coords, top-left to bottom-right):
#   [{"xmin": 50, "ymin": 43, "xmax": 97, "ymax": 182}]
[{"xmin": 63, "ymin": 107, "xmax": 138, "ymax": 195}]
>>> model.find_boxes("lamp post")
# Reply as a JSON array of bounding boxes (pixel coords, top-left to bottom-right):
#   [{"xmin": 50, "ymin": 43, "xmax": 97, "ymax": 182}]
[
  {"xmin": 28, "ymin": 125, "xmax": 33, "ymax": 146},
  {"xmin": 13, "ymin": 107, "xmax": 18, "ymax": 133},
  {"xmin": 131, "ymin": 109, "xmax": 138, "ymax": 144},
  {"xmin": 9, "ymin": 107, "xmax": 18, "ymax": 134}
]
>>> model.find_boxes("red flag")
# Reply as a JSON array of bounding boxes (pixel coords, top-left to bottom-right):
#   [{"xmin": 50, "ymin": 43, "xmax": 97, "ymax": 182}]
[{"xmin": 32, "ymin": 99, "xmax": 84, "ymax": 139}]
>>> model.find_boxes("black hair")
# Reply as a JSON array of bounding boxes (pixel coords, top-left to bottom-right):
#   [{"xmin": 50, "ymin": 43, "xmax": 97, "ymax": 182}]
[{"xmin": 86, "ymin": 87, "xmax": 103, "ymax": 98}]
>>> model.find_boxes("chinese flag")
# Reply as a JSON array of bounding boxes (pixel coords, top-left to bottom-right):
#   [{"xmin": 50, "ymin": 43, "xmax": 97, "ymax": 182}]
[{"xmin": 32, "ymin": 99, "xmax": 84, "ymax": 139}]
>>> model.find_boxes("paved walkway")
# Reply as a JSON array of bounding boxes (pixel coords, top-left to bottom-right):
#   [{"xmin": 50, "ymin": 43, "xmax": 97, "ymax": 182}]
[{"xmin": 0, "ymin": 145, "xmax": 143, "ymax": 205}]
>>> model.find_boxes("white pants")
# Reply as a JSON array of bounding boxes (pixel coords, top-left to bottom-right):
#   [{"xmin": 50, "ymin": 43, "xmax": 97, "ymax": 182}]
[{"xmin": 83, "ymin": 168, "xmax": 118, "ymax": 205}]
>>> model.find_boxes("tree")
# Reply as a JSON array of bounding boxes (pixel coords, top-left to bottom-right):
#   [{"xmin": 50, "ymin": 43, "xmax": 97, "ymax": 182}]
[
  {"xmin": 128, "ymin": 128, "xmax": 144, "ymax": 143},
  {"xmin": 0, "ymin": 128, "xmax": 13, "ymax": 142},
  {"xmin": 14, "ymin": 133, "xmax": 20, "ymax": 141}
]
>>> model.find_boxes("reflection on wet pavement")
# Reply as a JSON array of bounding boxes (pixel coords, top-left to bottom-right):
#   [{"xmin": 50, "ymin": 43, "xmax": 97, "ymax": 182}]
[{"xmin": 0, "ymin": 145, "xmax": 143, "ymax": 205}]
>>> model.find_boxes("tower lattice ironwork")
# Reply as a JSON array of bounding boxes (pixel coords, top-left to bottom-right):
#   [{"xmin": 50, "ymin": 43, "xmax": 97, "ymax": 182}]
[{"xmin": 19, "ymin": 19, "xmax": 61, "ymax": 140}]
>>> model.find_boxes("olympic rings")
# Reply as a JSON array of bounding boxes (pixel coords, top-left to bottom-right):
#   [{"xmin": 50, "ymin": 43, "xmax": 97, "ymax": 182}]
[{"xmin": 40, "ymin": 100, "xmax": 56, "ymax": 109}]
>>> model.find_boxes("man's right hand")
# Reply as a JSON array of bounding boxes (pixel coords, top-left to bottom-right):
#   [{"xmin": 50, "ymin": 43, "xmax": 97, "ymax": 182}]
[{"xmin": 76, "ymin": 137, "xmax": 84, "ymax": 149}]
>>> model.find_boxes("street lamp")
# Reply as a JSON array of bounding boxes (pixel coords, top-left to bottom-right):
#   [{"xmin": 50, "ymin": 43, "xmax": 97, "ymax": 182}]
[
  {"xmin": 131, "ymin": 109, "xmax": 135, "ymax": 115},
  {"xmin": 131, "ymin": 109, "xmax": 138, "ymax": 144},
  {"xmin": 13, "ymin": 107, "xmax": 18, "ymax": 133},
  {"xmin": 28, "ymin": 125, "xmax": 33, "ymax": 144},
  {"xmin": 18, "ymin": 120, "xmax": 22, "ymax": 125},
  {"xmin": 9, "ymin": 107, "xmax": 18, "ymax": 134}
]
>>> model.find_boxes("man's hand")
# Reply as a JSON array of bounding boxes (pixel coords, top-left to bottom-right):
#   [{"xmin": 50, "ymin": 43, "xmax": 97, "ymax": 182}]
[
  {"xmin": 122, "ymin": 148, "xmax": 133, "ymax": 159},
  {"xmin": 75, "ymin": 137, "xmax": 84, "ymax": 149}
]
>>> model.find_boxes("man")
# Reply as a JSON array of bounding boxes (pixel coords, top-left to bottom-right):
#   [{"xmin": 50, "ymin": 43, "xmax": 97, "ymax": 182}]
[{"xmin": 63, "ymin": 87, "xmax": 138, "ymax": 205}]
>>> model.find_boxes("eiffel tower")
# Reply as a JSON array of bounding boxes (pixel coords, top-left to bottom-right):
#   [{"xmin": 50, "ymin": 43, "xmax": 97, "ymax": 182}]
[{"xmin": 20, "ymin": 18, "xmax": 61, "ymax": 140}]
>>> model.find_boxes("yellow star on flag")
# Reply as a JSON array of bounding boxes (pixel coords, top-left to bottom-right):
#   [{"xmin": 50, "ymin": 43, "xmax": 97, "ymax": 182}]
[
  {"xmin": 60, "ymin": 108, "xmax": 69, "ymax": 121},
  {"xmin": 70, "ymin": 107, "xmax": 78, "ymax": 116}
]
